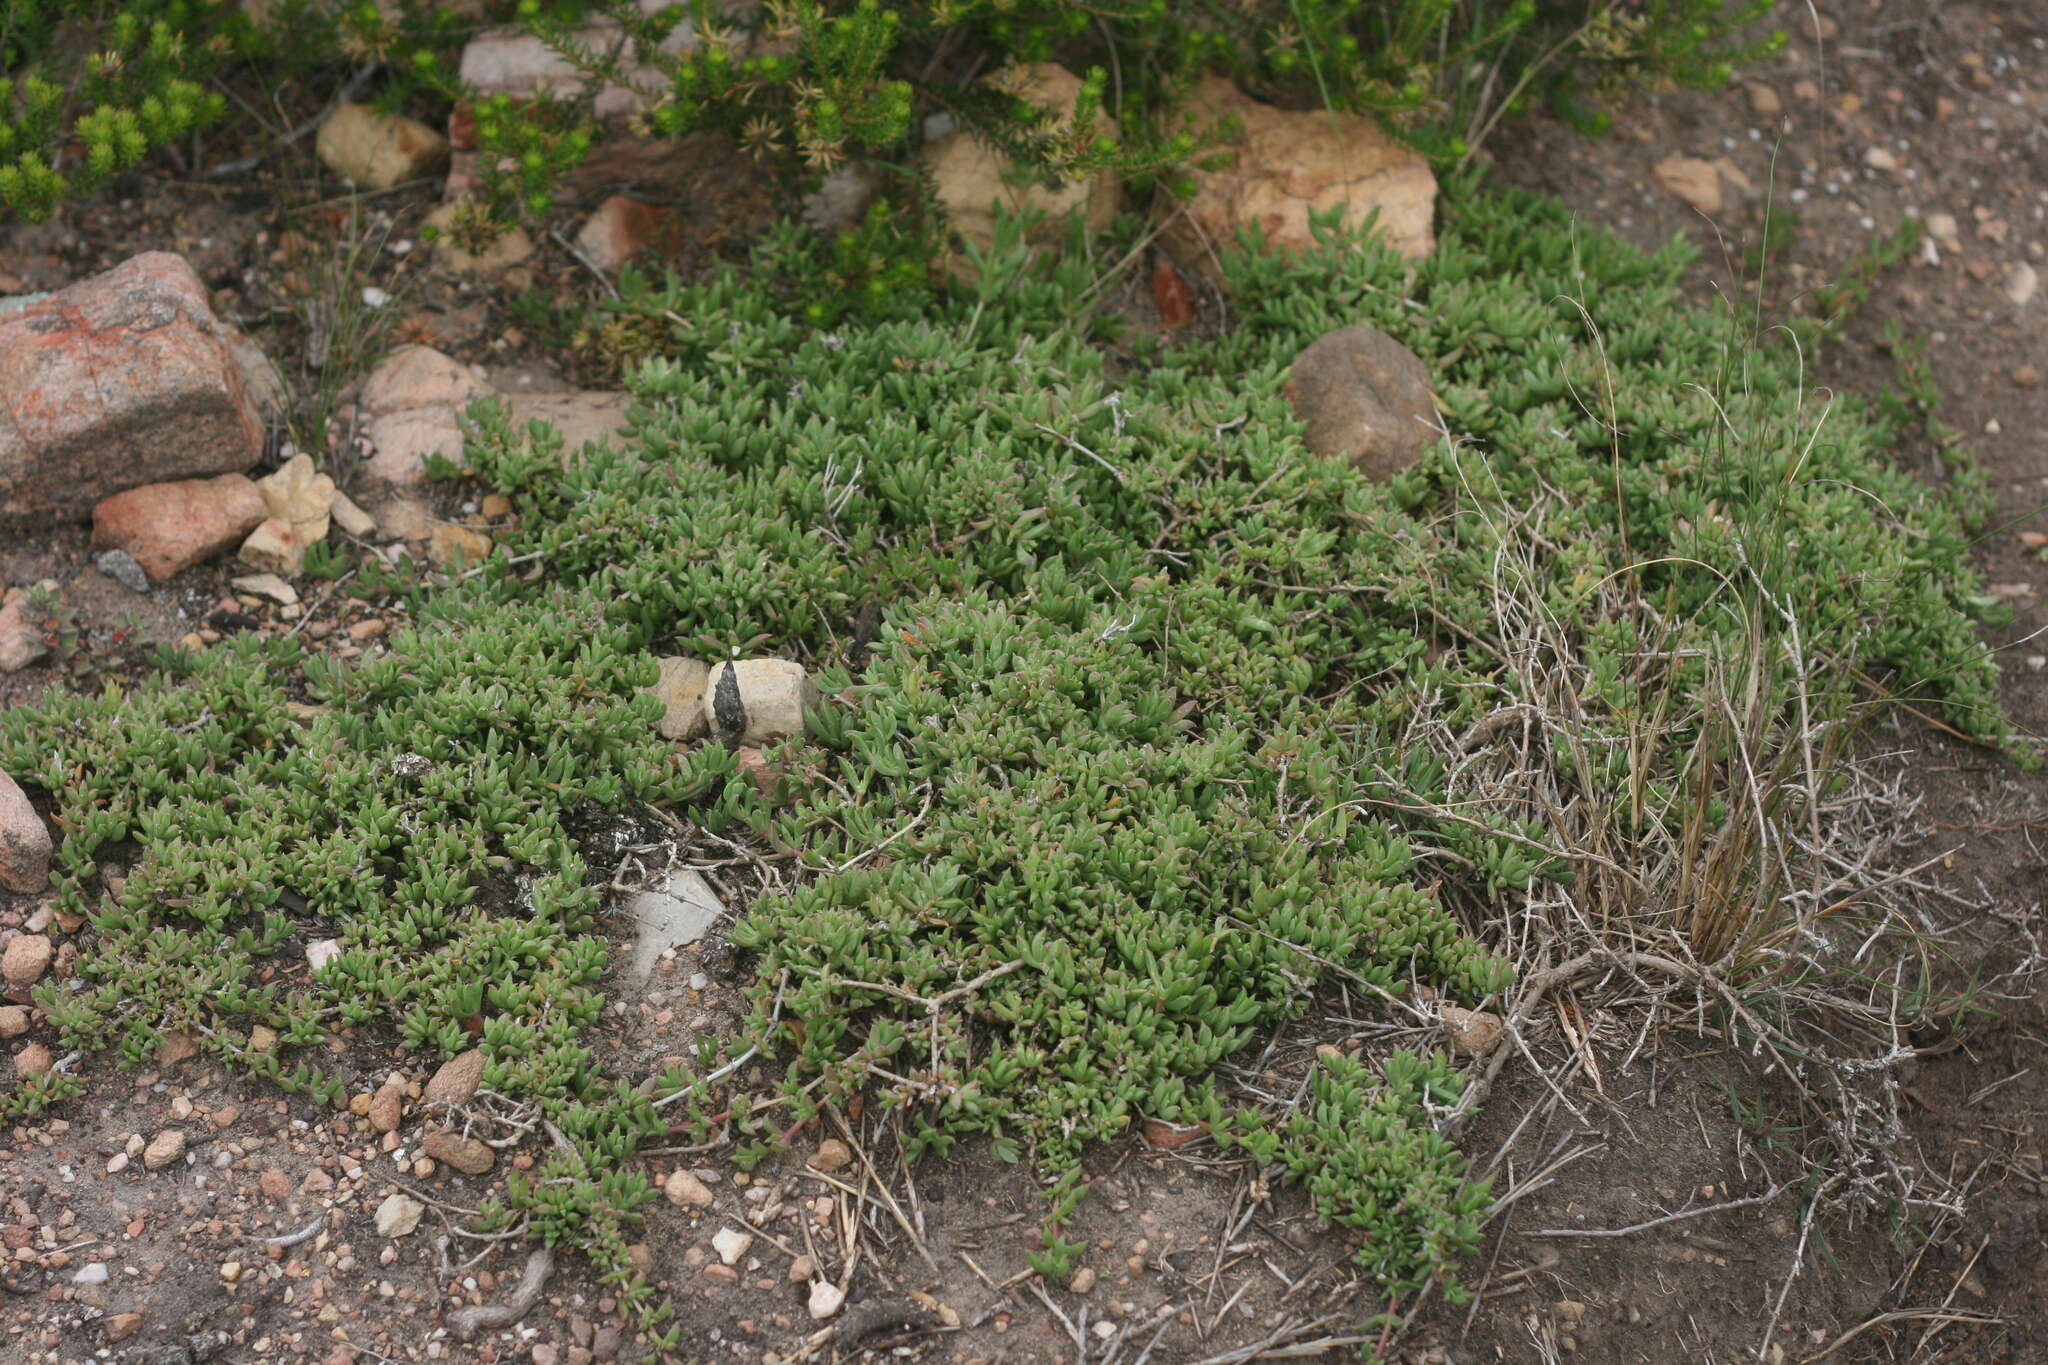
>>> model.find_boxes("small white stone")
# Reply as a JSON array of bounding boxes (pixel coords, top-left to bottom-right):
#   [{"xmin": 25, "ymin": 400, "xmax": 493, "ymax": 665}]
[
  {"xmin": 229, "ymin": 573, "xmax": 300, "ymax": 606},
  {"xmin": 72, "ymin": 1263, "xmax": 109, "ymax": 1284},
  {"xmin": 712, "ymin": 1227, "xmax": 754, "ymax": 1265},
  {"xmin": 625, "ymin": 870, "xmax": 725, "ymax": 986},
  {"xmin": 808, "ymin": 1279, "xmax": 846, "ymax": 1320}
]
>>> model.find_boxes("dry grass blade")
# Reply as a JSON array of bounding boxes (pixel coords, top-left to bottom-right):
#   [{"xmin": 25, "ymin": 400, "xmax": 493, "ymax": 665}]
[
  {"xmin": 1523, "ymin": 1181, "xmax": 1788, "ymax": 1238},
  {"xmin": 1799, "ymin": 1307, "xmax": 2003, "ymax": 1364},
  {"xmin": 1341, "ymin": 273, "xmax": 2014, "ymax": 1362}
]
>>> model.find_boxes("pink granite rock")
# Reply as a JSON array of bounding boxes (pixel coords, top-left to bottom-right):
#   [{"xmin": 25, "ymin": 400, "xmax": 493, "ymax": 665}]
[
  {"xmin": 0, "ymin": 253, "xmax": 264, "ymax": 527},
  {"xmin": 359, "ymin": 346, "xmax": 493, "ymax": 486}
]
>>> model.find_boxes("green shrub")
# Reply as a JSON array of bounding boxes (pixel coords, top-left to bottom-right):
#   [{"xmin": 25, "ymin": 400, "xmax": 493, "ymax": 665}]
[
  {"xmin": 440, "ymin": 0, "xmax": 1785, "ymax": 234},
  {"xmin": 1250, "ymin": 1051, "xmax": 1488, "ymax": 1301},
  {"xmin": 0, "ymin": 1, "xmax": 228, "ymax": 219},
  {"xmin": 0, "ymin": 0, "xmax": 490, "ymax": 220},
  {"xmin": 1, "ymin": 1, "xmax": 1780, "ymax": 223}
]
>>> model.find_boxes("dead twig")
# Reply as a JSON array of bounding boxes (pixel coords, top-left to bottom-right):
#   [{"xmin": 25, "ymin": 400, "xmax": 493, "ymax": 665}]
[
  {"xmin": 1799, "ymin": 1307, "xmax": 2001, "ymax": 1363},
  {"xmin": 253, "ymin": 1214, "xmax": 325, "ymax": 1248},
  {"xmin": 1523, "ymin": 1182, "xmax": 1788, "ymax": 1239},
  {"xmin": 446, "ymin": 1247, "xmax": 554, "ymax": 1339}
]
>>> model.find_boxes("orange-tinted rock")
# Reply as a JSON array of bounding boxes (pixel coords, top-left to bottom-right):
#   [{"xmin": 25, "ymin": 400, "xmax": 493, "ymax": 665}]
[
  {"xmin": 1, "ymin": 933, "xmax": 51, "ymax": 992},
  {"xmin": 425, "ymin": 1048, "xmax": 485, "ymax": 1106},
  {"xmin": 91, "ymin": 474, "xmax": 268, "ymax": 581},
  {"xmin": 574, "ymin": 196, "xmax": 678, "ymax": 274},
  {"xmin": 1152, "ymin": 262, "xmax": 1195, "ymax": 328},
  {"xmin": 369, "ymin": 1078, "xmax": 404, "ymax": 1134},
  {"xmin": 422, "ymin": 1128, "xmax": 495, "ymax": 1175}
]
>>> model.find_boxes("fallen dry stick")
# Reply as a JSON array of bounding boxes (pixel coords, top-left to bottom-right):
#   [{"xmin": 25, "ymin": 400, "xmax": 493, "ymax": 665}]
[
  {"xmin": 254, "ymin": 1214, "xmax": 325, "ymax": 1248},
  {"xmin": 447, "ymin": 1247, "xmax": 554, "ymax": 1339}
]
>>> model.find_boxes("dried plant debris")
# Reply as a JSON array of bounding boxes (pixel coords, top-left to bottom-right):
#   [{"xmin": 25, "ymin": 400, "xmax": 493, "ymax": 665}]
[{"xmin": 0, "ymin": 183, "xmax": 2006, "ymax": 1350}]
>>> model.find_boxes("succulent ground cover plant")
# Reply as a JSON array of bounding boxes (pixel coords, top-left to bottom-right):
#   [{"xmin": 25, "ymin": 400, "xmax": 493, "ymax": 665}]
[{"xmin": 0, "ymin": 179, "xmax": 2007, "ymax": 1349}]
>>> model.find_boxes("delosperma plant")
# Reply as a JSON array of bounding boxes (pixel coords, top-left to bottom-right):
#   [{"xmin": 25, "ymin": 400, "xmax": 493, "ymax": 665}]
[{"xmin": 1, "ymin": 178, "xmax": 2006, "ymax": 1346}]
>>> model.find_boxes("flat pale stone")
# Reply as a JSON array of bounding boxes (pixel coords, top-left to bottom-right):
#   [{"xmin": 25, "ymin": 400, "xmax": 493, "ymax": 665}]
[
  {"xmin": 328, "ymin": 489, "xmax": 376, "ymax": 538},
  {"xmin": 924, "ymin": 63, "xmax": 1119, "ymax": 264},
  {"xmin": 229, "ymin": 573, "xmax": 299, "ymax": 606},
  {"xmin": 504, "ymin": 391, "xmax": 632, "ymax": 456},
  {"xmin": 423, "ymin": 202, "xmax": 535, "ymax": 274},
  {"xmin": 702, "ymin": 659, "xmax": 819, "ymax": 746},
  {"xmin": 1651, "ymin": 156, "xmax": 1723, "ymax": 215},
  {"xmin": 376, "ymin": 1193, "xmax": 424, "ymax": 1238},
  {"xmin": 623, "ymin": 869, "xmax": 725, "ymax": 985}
]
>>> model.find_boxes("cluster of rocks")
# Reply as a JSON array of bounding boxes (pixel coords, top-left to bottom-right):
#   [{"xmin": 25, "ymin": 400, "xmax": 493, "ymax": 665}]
[
  {"xmin": 342, "ymin": 1047, "xmax": 495, "ymax": 1189},
  {"xmin": 286, "ymin": 20, "xmax": 1453, "ymax": 485},
  {"xmin": 91, "ymin": 451, "xmax": 358, "ymax": 583},
  {"xmin": 0, "ymin": 244, "xmax": 643, "ymax": 678},
  {"xmin": 919, "ymin": 61, "xmax": 1452, "ymax": 481},
  {"xmin": 922, "ymin": 61, "xmax": 1437, "ymax": 293},
  {"xmin": 309, "ymin": 0, "xmax": 712, "ymax": 280},
  {"xmin": 304, "ymin": 2, "xmax": 1439, "ymax": 296},
  {"xmin": 654, "ymin": 1136, "xmax": 879, "ymax": 1326}
]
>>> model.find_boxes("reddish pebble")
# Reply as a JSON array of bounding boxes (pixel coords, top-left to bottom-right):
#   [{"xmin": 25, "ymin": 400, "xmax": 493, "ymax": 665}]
[{"xmin": 1152, "ymin": 262, "xmax": 1196, "ymax": 328}]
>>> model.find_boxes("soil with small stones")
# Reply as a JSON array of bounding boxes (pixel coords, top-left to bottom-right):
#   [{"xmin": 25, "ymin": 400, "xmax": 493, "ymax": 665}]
[{"xmin": 5, "ymin": 3, "xmax": 2048, "ymax": 1363}]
